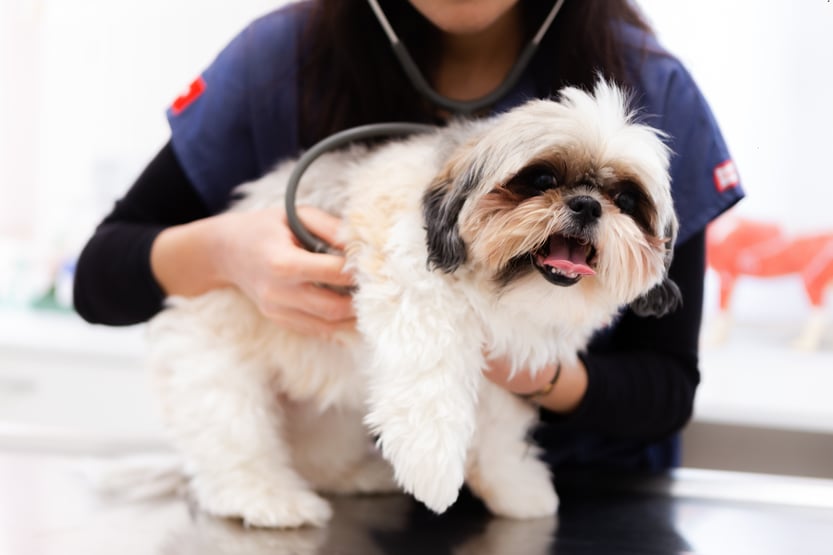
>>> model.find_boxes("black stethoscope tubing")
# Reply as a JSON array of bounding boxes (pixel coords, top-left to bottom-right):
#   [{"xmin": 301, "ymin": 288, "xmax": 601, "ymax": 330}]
[
  {"xmin": 286, "ymin": 0, "xmax": 565, "ymax": 254},
  {"xmin": 285, "ymin": 122, "xmax": 435, "ymax": 253}
]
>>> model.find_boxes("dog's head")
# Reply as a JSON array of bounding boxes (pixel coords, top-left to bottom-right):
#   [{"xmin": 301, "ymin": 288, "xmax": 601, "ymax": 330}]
[{"xmin": 423, "ymin": 79, "xmax": 680, "ymax": 317}]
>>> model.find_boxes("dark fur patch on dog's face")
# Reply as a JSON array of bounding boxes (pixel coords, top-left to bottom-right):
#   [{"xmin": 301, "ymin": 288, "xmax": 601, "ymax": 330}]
[
  {"xmin": 423, "ymin": 184, "xmax": 468, "ymax": 273},
  {"xmin": 423, "ymin": 158, "xmax": 485, "ymax": 272}
]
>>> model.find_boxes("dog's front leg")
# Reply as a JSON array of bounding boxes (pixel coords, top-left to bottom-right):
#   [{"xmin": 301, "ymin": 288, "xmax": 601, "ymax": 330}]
[
  {"xmin": 465, "ymin": 380, "xmax": 558, "ymax": 518},
  {"xmin": 356, "ymin": 285, "xmax": 484, "ymax": 514}
]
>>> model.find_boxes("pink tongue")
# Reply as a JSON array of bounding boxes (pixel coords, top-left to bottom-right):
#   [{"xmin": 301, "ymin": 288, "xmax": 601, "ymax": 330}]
[{"xmin": 539, "ymin": 236, "xmax": 595, "ymax": 275}]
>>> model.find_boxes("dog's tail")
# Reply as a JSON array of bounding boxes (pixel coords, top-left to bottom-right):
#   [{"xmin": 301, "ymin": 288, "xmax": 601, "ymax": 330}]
[{"xmin": 78, "ymin": 452, "xmax": 188, "ymax": 501}]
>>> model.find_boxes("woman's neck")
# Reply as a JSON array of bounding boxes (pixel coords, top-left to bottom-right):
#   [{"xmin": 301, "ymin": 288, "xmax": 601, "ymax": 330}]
[{"xmin": 433, "ymin": 6, "xmax": 524, "ymax": 103}]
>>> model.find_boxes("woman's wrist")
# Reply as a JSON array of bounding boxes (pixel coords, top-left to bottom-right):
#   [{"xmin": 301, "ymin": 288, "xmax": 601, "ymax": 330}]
[
  {"xmin": 529, "ymin": 359, "xmax": 588, "ymax": 414},
  {"xmin": 483, "ymin": 355, "xmax": 589, "ymax": 414},
  {"xmin": 518, "ymin": 363, "xmax": 562, "ymax": 400},
  {"xmin": 150, "ymin": 215, "xmax": 229, "ymax": 297}
]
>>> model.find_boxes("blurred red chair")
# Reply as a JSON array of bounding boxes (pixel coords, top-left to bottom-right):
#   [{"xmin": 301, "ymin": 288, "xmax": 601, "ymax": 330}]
[{"xmin": 705, "ymin": 216, "xmax": 833, "ymax": 350}]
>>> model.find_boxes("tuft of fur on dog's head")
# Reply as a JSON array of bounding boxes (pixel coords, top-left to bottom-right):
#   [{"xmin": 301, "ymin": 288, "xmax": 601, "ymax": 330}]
[{"xmin": 423, "ymin": 79, "xmax": 680, "ymax": 318}]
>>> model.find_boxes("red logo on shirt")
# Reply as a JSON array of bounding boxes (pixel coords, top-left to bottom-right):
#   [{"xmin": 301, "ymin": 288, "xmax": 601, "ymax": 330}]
[
  {"xmin": 171, "ymin": 76, "xmax": 206, "ymax": 115},
  {"xmin": 713, "ymin": 160, "xmax": 740, "ymax": 192}
]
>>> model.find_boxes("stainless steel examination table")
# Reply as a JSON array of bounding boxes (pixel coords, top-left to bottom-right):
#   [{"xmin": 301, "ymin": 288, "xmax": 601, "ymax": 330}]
[{"xmin": 3, "ymin": 451, "xmax": 832, "ymax": 555}]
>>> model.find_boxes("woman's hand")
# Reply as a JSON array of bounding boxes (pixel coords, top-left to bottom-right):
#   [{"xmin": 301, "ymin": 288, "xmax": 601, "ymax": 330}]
[
  {"xmin": 484, "ymin": 356, "xmax": 559, "ymax": 396},
  {"xmin": 214, "ymin": 206, "xmax": 356, "ymax": 336},
  {"xmin": 484, "ymin": 355, "xmax": 589, "ymax": 413},
  {"xmin": 152, "ymin": 205, "xmax": 356, "ymax": 338}
]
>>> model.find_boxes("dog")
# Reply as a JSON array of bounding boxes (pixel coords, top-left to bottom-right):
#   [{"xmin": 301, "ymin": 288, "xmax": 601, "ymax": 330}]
[
  {"xmin": 146, "ymin": 80, "xmax": 679, "ymax": 528},
  {"xmin": 705, "ymin": 215, "xmax": 833, "ymax": 350}
]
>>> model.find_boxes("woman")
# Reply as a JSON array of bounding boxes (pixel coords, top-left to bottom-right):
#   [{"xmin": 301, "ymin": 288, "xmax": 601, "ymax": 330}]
[{"xmin": 74, "ymin": 0, "xmax": 743, "ymax": 474}]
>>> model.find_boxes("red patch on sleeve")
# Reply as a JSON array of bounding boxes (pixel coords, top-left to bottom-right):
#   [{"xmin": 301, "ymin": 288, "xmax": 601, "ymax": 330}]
[
  {"xmin": 171, "ymin": 76, "xmax": 206, "ymax": 115},
  {"xmin": 713, "ymin": 160, "xmax": 740, "ymax": 192}
]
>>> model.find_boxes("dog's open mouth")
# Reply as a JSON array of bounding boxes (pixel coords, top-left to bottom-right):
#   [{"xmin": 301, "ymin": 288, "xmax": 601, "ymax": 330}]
[{"xmin": 532, "ymin": 234, "xmax": 597, "ymax": 286}]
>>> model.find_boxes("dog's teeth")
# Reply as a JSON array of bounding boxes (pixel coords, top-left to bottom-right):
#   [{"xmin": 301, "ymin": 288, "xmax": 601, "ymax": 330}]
[{"xmin": 546, "ymin": 266, "xmax": 579, "ymax": 280}]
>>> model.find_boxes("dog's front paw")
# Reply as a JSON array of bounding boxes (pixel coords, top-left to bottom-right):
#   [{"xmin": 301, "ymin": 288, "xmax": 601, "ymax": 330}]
[
  {"xmin": 485, "ymin": 477, "xmax": 558, "ymax": 519},
  {"xmin": 372, "ymin": 428, "xmax": 466, "ymax": 513},
  {"xmin": 406, "ymin": 461, "xmax": 464, "ymax": 514},
  {"xmin": 473, "ymin": 458, "xmax": 558, "ymax": 519},
  {"xmin": 193, "ymin": 478, "xmax": 332, "ymax": 528},
  {"xmin": 363, "ymin": 360, "xmax": 478, "ymax": 514}
]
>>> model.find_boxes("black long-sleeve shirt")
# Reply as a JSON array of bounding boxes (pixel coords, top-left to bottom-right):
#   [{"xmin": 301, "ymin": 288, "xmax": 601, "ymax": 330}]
[{"xmin": 74, "ymin": 141, "xmax": 703, "ymax": 460}]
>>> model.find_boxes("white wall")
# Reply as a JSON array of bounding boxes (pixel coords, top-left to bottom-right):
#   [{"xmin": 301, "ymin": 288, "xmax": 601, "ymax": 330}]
[
  {"xmin": 0, "ymin": 0, "xmax": 288, "ymax": 306},
  {"xmin": 0, "ymin": 1, "xmax": 41, "ymax": 238},
  {"xmin": 0, "ymin": 0, "xmax": 286, "ymax": 251},
  {"xmin": 639, "ymin": 0, "xmax": 833, "ymax": 232},
  {"xmin": 638, "ymin": 1, "xmax": 833, "ymax": 323}
]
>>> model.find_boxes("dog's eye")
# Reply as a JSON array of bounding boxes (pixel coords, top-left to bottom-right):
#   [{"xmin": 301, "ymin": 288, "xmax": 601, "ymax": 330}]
[
  {"xmin": 505, "ymin": 165, "xmax": 561, "ymax": 197},
  {"xmin": 531, "ymin": 172, "xmax": 558, "ymax": 192},
  {"xmin": 611, "ymin": 180, "xmax": 655, "ymax": 234},
  {"xmin": 615, "ymin": 191, "xmax": 638, "ymax": 214}
]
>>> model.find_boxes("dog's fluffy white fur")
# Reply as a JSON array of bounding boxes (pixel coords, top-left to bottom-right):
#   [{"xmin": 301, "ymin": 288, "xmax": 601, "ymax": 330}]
[{"xmin": 147, "ymin": 80, "xmax": 677, "ymax": 528}]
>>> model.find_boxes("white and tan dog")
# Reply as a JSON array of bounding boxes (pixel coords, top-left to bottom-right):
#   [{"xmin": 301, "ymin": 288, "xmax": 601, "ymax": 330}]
[{"xmin": 147, "ymin": 80, "xmax": 679, "ymax": 528}]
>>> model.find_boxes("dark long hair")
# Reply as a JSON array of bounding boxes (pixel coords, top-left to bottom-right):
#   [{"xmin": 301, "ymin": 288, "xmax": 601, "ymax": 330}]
[{"xmin": 297, "ymin": 0, "xmax": 652, "ymax": 148}]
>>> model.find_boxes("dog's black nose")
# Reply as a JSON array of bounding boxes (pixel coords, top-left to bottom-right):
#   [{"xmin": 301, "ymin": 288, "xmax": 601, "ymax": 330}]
[{"xmin": 568, "ymin": 195, "xmax": 602, "ymax": 224}]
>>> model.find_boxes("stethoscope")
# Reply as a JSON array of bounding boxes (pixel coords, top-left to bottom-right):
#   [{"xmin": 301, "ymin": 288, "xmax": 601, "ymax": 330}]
[{"xmin": 286, "ymin": 0, "xmax": 566, "ymax": 254}]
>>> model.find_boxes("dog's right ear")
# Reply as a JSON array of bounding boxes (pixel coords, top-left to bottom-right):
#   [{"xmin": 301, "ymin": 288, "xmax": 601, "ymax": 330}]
[
  {"xmin": 423, "ymin": 177, "xmax": 468, "ymax": 273},
  {"xmin": 630, "ymin": 221, "xmax": 682, "ymax": 318},
  {"xmin": 629, "ymin": 277, "xmax": 682, "ymax": 318}
]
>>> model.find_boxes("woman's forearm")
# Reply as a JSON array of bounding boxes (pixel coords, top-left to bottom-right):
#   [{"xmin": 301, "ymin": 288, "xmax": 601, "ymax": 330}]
[
  {"xmin": 150, "ymin": 215, "xmax": 231, "ymax": 298},
  {"xmin": 73, "ymin": 142, "xmax": 213, "ymax": 325}
]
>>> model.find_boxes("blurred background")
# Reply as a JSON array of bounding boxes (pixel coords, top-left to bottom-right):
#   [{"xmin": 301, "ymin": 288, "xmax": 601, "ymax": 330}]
[{"xmin": 0, "ymin": 0, "xmax": 831, "ymax": 476}]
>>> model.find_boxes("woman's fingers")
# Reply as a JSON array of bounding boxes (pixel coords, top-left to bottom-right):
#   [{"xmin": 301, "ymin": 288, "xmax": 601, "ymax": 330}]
[
  {"xmin": 294, "ymin": 282, "xmax": 356, "ymax": 322},
  {"xmin": 293, "ymin": 206, "xmax": 348, "ymax": 251},
  {"xmin": 290, "ymin": 249, "xmax": 356, "ymax": 288},
  {"xmin": 268, "ymin": 305, "xmax": 357, "ymax": 338},
  {"xmin": 220, "ymin": 205, "xmax": 358, "ymax": 336},
  {"xmin": 483, "ymin": 356, "xmax": 558, "ymax": 395},
  {"xmin": 261, "ymin": 281, "xmax": 355, "ymax": 323}
]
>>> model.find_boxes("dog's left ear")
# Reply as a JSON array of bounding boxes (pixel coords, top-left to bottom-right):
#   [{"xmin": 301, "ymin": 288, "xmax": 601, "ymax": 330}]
[
  {"xmin": 423, "ymin": 157, "xmax": 482, "ymax": 273},
  {"xmin": 630, "ymin": 221, "xmax": 682, "ymax": 318}
]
